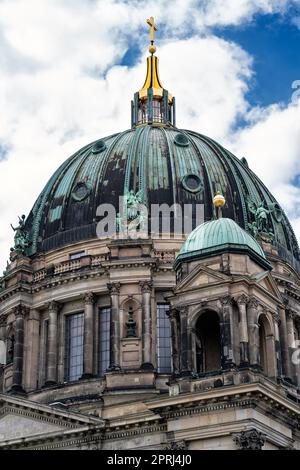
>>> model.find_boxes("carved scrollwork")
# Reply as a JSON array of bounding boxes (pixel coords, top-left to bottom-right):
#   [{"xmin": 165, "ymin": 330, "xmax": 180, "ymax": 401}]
[
  {"xmin": 233, "ymin": 429, "xmax": 266, "ymax": 450},
  {"xmin": 165, "ymin": 440, "xmax": 188, "ymax": 450},
  {"xmin": 237, "ymin": 294, "xmax": 249, "ymax": 305},
  {"xmin": 220, "ymin": 295, "xmax": 233, "ymax": 306},
  {"xmin": 139, "ymin": 280, "xmax": 152, "ymax": 293},
  {"xmin": 248, "ymin": 297, "xmax": 259, "ymax": 309},
  {"xmin": 13, "ymin": 304, "xmax": 30, "ymax": 318},
  {"xmin": 47, "ymin": 301, "xmax": 61, "ymax": 313},
  {"xmin": 83, "ymin": 292, "xmax": 96, "ymax": 305},
  {"xmin": 107, "ymin": 282, "xmax": 121, "ymax": 294},
  {"xmin": 273, "ymin": 313, "xmax": 281, "ymax": 325}
]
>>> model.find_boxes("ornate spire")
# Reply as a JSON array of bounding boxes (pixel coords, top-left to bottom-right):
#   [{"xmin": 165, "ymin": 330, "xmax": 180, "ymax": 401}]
[{"xmin": 131, "ymin": 17, "xmax": 176, "ymax": 127}]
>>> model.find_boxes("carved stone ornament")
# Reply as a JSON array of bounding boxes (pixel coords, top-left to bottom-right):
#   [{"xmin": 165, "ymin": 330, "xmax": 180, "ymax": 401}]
[
  {"xmin": 248, "ymin": 297, "xmax": 259, "ymax": 309},
  {"xmin": 139, "ymin": 280, "xmax": 152, "ymax": 293},
  {"xmin": 13, "ymin": 304, "xmax": 30, "ymax": 318},
  {"xmin": 167, "ymin": 308, "xmax": 178, "ymax": 319},
  {"xmin": 179, "ymin": 306, "xmax": 189, "ymax": 316},
  {"xmin": 107, "ymin": 282, "xmax": 121, "ymax": 294},
  {"xmin": 165, "ymin": 440, "xmax": 188, "ymax": 451},
  {"xmin": 220, "ymin": 295, "xmax": 233, "ymax": 306},
  {"xmin": 237, "ymin": 294, "xmax": 249, "ymax": 305},
  {"xmin": 273, "ymin": 314, "xmax": 281, "ymax": 325},
  {"xmin": 83, "ymin": 292, "xmax": 95, "ymax": 305},
  {"xmin": 233, "ymin": 429, "xmax": 266, "ymax": 450},
  {"xmin": 47, "ymin": 301, "xmax": 61, "ymax": 312}
]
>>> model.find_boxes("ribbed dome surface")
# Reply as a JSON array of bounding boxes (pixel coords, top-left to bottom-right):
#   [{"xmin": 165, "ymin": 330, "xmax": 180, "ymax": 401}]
[
  {"xmin": 175, "ymin": 217, "xmax": 269, "ymax": 269},
  {"xmin": 24, "ymin": 126, "xmax": 300, "ymax": 271}
]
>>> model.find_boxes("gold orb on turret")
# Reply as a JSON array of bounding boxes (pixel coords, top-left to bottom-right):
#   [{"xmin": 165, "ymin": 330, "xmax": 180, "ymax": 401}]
[
  {"xmin": 213, "ymin": 192, "xmax": 226, "ymax": 208},
  {"xmin": 149, "ymin": 45, "xmax": 156, "ymax": 54}
]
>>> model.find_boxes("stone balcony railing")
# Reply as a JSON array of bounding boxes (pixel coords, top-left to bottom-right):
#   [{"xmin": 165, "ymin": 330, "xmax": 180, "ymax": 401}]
[
  {"xmin": 31, "ymin": 250, "xmax": 176, "ymax": 284},
  {"xmin": 169, "ymin": 367, "xmax": 300, "ymax": 403}
]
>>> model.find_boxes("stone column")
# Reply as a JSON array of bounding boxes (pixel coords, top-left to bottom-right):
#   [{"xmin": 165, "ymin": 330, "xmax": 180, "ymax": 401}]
[
  {"xmin": 237, "ymin": 295, "xmax": 249, "ymax": 365},
  {"xmin": 24, "ymin": 309, "xmax": 40, "ymax": 391},
  {"xmin": 140, "ymin": 281, "xmax": 153, "ymax": 370},
  {"xmin": 273, "ymin": 313, "xmax": 282, "ymax": 376},
  {"xmin": 286, "ymin": 311, "xmax": 295, "ymax": 349},
  {"xmin": 220, "ymin": 296, "xmax": 235, "ymax": 368},
  {"xmin": 45, "ymin": 301, "xmax": 60, "ymax": 386},
  {"xmin": 11, "ymin": 304, "xmax": 28, "ymax": 393},
  {"xmin": 108, "ymin": 283, "xmax": 121, "ymax": 370},
  {"xmin": 82, "ymin": 292, "xmax": 95, "ymax": 379},
  {"xmin": 286, "ymin": 311, "xmax": 296, "ymax": 382},
  {"xmin": 180, "ymin": 307, "xmax": 191, "ymax": 375},
  {"xmin": 247, "ymin": 298, "xmax": 260, "ymax": 367},
  {"xmin": 168, "ymin": 309, "xmax": 180, "ymax": 374},
  {"xmin": 278, "ymin": 306, "xmax": 292, "ymax": 380}
]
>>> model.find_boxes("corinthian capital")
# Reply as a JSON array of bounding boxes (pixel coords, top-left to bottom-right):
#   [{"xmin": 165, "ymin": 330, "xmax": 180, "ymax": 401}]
[
  {"xmin": 139, "ymin": 280, "xmax": 152, "ymax": 293},
  {"xmin": 233, "ymin": 429, "xmax": 265, "ymax": 450},
  {"xmin": 13, "ymin": 303, "xmax": 30, "ymax": 318},
  {"xmin": 83, "ymin": 292, "xmax": 96, "ymax": 305},
  {"xmin": 220, "ymin": 295, "xmax": 233, "ymax": 306},
  {"xmin": 237, "ymin": 294, "xmax": 249, "ymax": 305},
  {"xmin": 248, "ymin": 297, "xmax": 259, "ymax": 309},
  {"xmin": 273, "ymin": 313, "xmax": 281, "ymax": 325},
  {"xmin": 47, "ymin": 300, "xmax": 61, "ymax": 312},
  {"xmin": 107, "ymin": 282, "xmax": 121, "ymax": 294}
]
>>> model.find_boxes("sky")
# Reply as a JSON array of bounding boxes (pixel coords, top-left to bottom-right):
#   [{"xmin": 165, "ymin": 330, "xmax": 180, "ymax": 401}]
[{"xmin": 0, "ymin": 0, "xmax": 300, "ymax": 272}]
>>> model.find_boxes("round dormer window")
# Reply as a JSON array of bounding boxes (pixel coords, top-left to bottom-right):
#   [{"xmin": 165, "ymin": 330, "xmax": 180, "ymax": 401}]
[{"xmin": 182, "ymin": 174, "xmax": 203, "ymax": 194}]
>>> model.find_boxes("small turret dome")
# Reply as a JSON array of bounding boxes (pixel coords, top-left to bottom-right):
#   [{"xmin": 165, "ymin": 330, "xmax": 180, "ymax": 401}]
[{"xmin": 174, "ymin": 217, "xmax": 271, "ymax": 270}]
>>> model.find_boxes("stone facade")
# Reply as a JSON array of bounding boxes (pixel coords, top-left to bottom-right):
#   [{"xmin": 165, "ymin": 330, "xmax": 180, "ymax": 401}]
[{"xmin": 0, "ymin": 235, "xmax": 299, "ymax": 450}]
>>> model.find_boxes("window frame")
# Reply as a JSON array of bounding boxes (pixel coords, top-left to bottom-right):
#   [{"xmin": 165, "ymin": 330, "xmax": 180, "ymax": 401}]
[{"xmin": 156, "ymin": 303, "xmax": 172, "ymax": 374}]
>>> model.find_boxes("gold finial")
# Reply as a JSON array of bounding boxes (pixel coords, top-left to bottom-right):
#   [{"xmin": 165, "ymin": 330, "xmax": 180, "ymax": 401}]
[
  {"xmin": 146, "ymin": 16, "xmax": 157, "ymax": 54},
  {"xmin": 213, "ymin": 192, "xmax": 226, "ymax": 208},
  {"xmin": 213, "ymin": 192, "xmax": 226, "ymax": 219}
]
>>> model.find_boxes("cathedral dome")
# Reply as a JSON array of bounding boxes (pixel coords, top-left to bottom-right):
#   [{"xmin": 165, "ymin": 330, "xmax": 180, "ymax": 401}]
[
  {"xmin": 24, "ymin": 126, "xmax": 300, "ymax": 272},
  {"xmin": 19, "ymin": 19, "xmax": 299, "ymax": 273},
  {"xmin": 174, "ymin": 217, "xmax": 271, "ymax": 270}
]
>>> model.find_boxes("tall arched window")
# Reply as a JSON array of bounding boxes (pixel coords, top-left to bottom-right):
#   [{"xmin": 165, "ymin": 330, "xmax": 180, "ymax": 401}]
[
  {"xmin": 195, "ymin": 312, "xmax": 221, "ymax": 374},
  {"xmin": 258, "ymin": 317, "xmax": 267, "ymax": 374},
  {"xmin": 65, "ymin": 313, "xmax": 84, "ymax": 381},
  {"xmin": 258, "ymin": 314, "xmax": 276, "ymax": 378},
  {"xmin": 156, "ymin": 303, "xmax": 171, "ymax": 373},
  {"xmin": 98, "ymin": 307, "xmax": 111, "ymax": 376}
]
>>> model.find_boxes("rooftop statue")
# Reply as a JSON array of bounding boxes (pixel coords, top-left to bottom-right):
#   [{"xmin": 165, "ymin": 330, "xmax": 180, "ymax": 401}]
[
  {"xmin": 247, "ymin": 198, "xmax": 274, "ymax": 242},
  {"xmin": 10, "ymin": 214, "xmax": 31, "ymax": 255}
]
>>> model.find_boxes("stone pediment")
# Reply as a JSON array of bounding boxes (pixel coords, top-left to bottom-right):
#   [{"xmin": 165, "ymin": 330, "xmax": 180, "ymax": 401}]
[
  {"xmin": 250, "ymin": 271, "xmax": 283, "ymax": 301},
  {"xmin": 0, "ymin": 412, "xmax": 64, "ymax": 441},
  {"xmin": 0, "ymin": 393, "xmax": 104, "ymax": 445},
  {"xmin": 175, "ymin": 265, "xmax": 230, "ymax": 293}
]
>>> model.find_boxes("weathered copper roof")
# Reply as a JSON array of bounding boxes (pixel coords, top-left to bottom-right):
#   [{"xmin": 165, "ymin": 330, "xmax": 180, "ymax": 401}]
[
  {"xmin": 24, "ymin": 126, "xmax": 300, "ymax": 271},
  {"xmin": 174, "ymin": 217, "xmax": 271, "ymax": 270}
]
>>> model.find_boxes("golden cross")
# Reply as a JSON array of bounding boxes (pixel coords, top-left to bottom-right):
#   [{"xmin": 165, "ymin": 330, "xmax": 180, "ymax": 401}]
[{"xmin": 146, "ymin": 16, "xmax": 157, "ymax": 43}]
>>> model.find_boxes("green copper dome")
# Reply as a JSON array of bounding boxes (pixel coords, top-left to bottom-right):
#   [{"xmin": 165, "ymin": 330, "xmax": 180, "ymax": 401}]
[
  {"xmin": 174, "ymin": 217, "xmax": 271, "ymax": 270},
  {"xmin": 23, "ymin": 126, "xmax": 299, "ymax": 272}
]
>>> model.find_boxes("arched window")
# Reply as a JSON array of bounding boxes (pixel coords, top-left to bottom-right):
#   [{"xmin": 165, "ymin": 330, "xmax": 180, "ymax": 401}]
[
  {"xmin": 258, "ymin": 314, "xmax": 276, "ymax": 377},
  {"xmin": 156, "ymin": 303, "xmax": 171, "ymax": 373},
  {"xmin": 258, "ymin": 317, "xmax": 267, "ymax": 374},
  {"xmin": 195, "ymin": 312, "xmax": 221, "ymax": 373},
  {"xmin": 98, "ymin": 307, "xmax": 111, "ymax": 376},
  {"xmin": 65, "ymin": 313, "xmax": 84, "ymax": 381}
]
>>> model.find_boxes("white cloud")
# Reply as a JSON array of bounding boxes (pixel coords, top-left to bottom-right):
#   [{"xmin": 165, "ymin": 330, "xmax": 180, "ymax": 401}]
[{"xmin": 0, "ymin": 0, "xmax": 300, "ymax": 272}]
